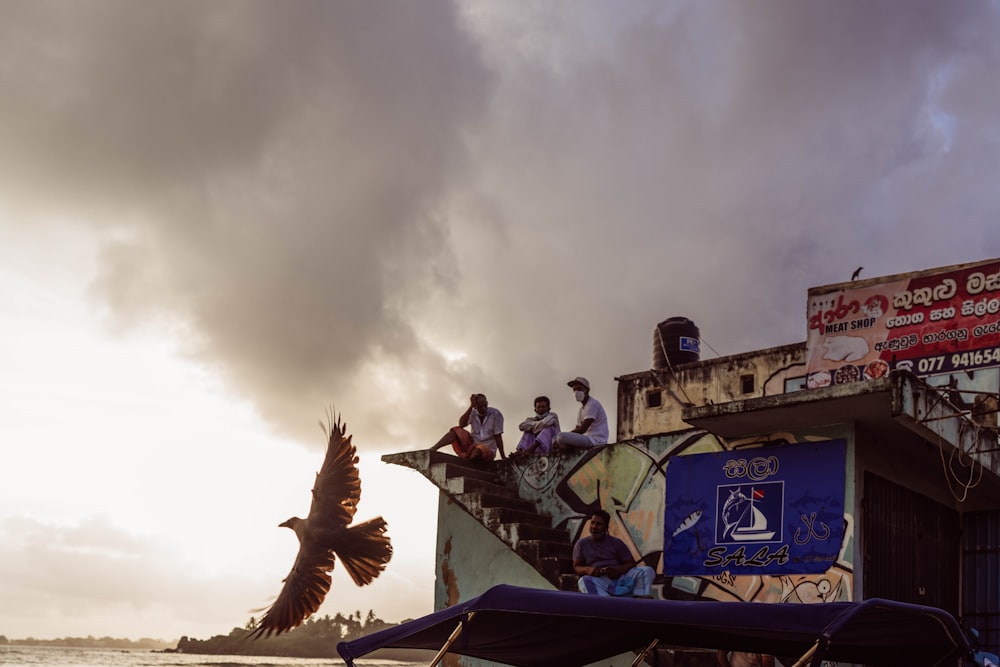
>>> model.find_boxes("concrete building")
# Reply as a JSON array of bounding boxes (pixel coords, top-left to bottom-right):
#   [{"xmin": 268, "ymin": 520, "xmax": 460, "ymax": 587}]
[{"xmin": 386, "ymin": 258, "xmax": 1000, "ymax": 665}]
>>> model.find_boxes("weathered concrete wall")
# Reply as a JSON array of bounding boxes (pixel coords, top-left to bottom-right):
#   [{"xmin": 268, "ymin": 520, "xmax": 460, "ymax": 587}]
[{"xmin": 617, "ymin": 343, "xmax": 806, "ymax": 440}]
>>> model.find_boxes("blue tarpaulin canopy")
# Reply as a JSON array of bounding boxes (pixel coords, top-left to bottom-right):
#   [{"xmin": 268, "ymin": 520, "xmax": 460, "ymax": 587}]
[{"xmin": 336, "ymin": 585, "xmax": 970, "ymax": 667}]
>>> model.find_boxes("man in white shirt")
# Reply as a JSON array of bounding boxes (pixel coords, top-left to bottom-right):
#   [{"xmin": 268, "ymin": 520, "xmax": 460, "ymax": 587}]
[
  {"xmin": 554, "ymin": 376, "xmax": 609, "ymax": 449},
  {"xmin": 430, "ymin": 393, "xmax": 505, "ymax": 460}
]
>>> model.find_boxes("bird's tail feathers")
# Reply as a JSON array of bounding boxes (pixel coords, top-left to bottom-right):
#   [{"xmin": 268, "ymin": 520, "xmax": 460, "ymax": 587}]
[{"xmin": 336, "ymin": 517, "xmax": 392, "ymax": 587}]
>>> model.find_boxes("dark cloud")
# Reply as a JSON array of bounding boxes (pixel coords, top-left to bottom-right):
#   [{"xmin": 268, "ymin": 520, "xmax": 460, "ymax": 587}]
[
  {"xmin": 0, "ymin": 1, "xmax": 493, "ymax": 443},
  {"xmin": 440, "ymin": 0, "xmax": 1000, "ymax": 421},
  {"xmin": 2, "ymin": 0, "xmax": 1000, "ymax": 447}
]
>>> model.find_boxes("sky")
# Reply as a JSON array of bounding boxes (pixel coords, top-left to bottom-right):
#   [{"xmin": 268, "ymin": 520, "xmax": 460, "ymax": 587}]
[{"xmin": 2, "ymin": 0, "xmax": 1000, "ymax": 643}]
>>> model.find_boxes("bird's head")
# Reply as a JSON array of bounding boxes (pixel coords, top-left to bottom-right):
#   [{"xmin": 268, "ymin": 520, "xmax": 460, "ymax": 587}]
[{"xmin": 278, "ymin": 517, "xmax": 301, "ymax": 529}]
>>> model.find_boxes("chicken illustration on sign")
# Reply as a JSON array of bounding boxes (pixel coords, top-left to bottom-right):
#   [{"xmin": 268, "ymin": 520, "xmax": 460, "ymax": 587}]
[
  {"xmin": 805, "ymin": 258, "xmax": 1000, "ymax": 387},
  {"xmin": 250, "ymin": 412, "xmax": 393, "ymax": 638}
]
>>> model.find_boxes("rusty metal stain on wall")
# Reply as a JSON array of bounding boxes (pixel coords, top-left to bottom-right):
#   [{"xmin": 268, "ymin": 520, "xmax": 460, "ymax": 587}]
[{"xmin": 440, "ymin": 536, "xmax": 461, "ymax": 607}]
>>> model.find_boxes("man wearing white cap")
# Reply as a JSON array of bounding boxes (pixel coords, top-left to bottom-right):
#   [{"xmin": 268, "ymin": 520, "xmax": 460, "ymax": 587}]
[{"xmin": 554, "ymin": 376, "xmax": 609, "ymax": 449}]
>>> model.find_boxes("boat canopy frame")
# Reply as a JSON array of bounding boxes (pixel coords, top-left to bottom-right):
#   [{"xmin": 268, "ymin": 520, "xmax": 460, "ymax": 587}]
[{"xmin": 336, "ymin": 585, "xmax": 970, "ymax": 667}]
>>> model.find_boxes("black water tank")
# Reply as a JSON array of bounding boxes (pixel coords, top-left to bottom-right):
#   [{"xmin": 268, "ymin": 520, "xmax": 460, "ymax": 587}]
[{"xmin": 653, "ymin": 317, "xmax": 700, "ymax": 370}]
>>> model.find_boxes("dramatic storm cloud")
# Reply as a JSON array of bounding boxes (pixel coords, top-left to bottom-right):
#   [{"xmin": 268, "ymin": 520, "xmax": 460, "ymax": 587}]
[
  {"xmin": 0, "ymin": 1, "xmax": 491, "ymax": 444},
  {"xmin": 2, "ymin": 0, "xmax": 1000, "ymax": 641}
]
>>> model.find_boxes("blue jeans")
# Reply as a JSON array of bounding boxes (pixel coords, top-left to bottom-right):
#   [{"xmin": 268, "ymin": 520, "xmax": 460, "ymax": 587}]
[{"xmin": 578, "ymin": 566, "xmax": 655, "ymax": 597}]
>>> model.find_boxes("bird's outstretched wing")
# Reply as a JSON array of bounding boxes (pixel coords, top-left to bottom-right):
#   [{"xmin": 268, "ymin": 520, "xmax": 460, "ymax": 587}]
[
  {"xmin": 249, "ymin": 543, "xmax": 337, "ymax": 639},
  {"xmin": 310, "ymin": 412, "xmax": 361, "ymax": 528},
  {"xmin": 249, "ymin": 411, "xmax": 391, "ymax": 640},
  {"xmin": 310, "ymin": 413, "xmax": 392, "ymax": 586}
]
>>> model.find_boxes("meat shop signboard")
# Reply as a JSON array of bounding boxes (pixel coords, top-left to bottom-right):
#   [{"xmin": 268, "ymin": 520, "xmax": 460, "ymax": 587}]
[
  {"xmin": 805, "ymin": 258, "xmax": 1000, "ymax": 388},
  {"xmin": 663, "ymin": 440, "xmax": 846, "ymax": 576}
]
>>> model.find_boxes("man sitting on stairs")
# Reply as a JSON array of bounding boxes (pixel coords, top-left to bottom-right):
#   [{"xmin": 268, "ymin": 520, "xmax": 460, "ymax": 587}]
[
  {"xmin": 430, "ymin": 393, "xmax": 506, "ymax": 461},
  {"xmin": 510, "ymin": 395, "xmax": 560, "ymax": 460},
  {"xmin": 573, "ymin": 509, "xmax": 655, "ymax": 597}
]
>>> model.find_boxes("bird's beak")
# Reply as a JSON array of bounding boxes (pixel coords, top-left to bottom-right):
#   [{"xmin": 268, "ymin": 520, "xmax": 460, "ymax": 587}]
[{"xmin": 278, "ymin": 519, "xmax": 291, "ymax": 528}]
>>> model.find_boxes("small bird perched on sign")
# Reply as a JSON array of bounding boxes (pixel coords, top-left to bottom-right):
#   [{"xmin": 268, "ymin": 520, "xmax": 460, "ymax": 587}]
[
  {"xmin": 851, "ymin": 266, "xmax": 863, "ymax": 281},
  {"xmin": 249, "ymin": 411, "xmax": 392, "ymax": 639}
]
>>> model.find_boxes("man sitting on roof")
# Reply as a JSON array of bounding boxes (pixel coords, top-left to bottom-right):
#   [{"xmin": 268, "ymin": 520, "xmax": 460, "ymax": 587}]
[
  {"xmin": 511, "ymin": 395, "xmax": 560, "ymax": 460},
  {"xmin": 573, "ymin": 509, "xmax": 655, "ymax": 597},
  {"xmin": 555, "ymin": 376, "xmax": 609, "ymax": 450},
  {"xmin": 430, "ymin": 393, "xmax": 505, "ymax": 461}
]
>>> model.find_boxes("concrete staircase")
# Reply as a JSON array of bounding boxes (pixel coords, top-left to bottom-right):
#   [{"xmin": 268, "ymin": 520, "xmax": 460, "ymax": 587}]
[{"xmin": 382, "ymin": 450, "xmax": 577, "ymax": 590}]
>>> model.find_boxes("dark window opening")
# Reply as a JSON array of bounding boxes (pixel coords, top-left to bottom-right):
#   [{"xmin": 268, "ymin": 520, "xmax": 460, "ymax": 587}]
[
  {"xmin": 740, "ymin": 374, "xmax": 755, "ymax": 394},
  {"xmin": 646, "ymin": 390, "xmax": 662, "ymax": 408}
]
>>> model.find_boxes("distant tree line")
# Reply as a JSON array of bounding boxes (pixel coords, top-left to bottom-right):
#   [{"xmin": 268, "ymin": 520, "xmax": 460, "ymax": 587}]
[
  {"xmin": 176, "ymin": 609, "xmax": 429, "ymax": 661},
  {"xmin": 0, "ymin": 610, "xmax": 430, "ymax": 661},
  {"xmin": 2, "ymin": 635, "xmax": 173, "ymax": 649}
]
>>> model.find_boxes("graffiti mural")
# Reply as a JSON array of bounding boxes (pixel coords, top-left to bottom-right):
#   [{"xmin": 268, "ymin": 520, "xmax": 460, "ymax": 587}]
[{"xmin": 507, "ymin": 429, "xmax": 855, "ymax": 605}]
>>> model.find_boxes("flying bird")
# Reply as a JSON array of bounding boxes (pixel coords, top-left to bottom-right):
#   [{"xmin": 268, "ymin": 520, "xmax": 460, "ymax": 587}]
[
  {"xmin": 851, "ymin": 266, "xmax": 863, "ymax": 281},
  {"xmin": 249, "ymin": 411, "xmax": 392, "ymax": 639}
]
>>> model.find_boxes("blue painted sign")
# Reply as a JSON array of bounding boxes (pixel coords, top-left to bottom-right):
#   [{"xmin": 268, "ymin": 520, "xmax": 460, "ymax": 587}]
[
  {"xmin": 664, "ymin": 440, "xmax": 846, "ymax": 575},
  {"xmin": 679, "ymin": 336, "xmax": 700, "ymax": 354}
]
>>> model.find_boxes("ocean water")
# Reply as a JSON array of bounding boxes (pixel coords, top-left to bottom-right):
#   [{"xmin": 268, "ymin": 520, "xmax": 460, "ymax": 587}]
[{"xmin": 0, "ymin": 646, "xmax": 423, "ymax": 667}]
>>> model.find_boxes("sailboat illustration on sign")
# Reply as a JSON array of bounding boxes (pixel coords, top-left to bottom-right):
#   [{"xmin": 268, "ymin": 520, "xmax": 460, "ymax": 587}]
[{"xmin": 721, "ymin": 486, "xmax": 776, "ymax": 541}]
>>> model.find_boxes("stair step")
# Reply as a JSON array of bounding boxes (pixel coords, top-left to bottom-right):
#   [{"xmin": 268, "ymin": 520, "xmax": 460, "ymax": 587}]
[
  {"xmin": 495, "ymin": 522, "xmax": 571, "ymax": 545},
  {"xmin": 436, "ymin": 462, "xmax": 503, "ymax": 484},
  {"xmin": 516, "ymin": 539, "xmax": 573, "ymax": 562},
  {"xmin": 454, "ymin": 492, "xmax": 536, "ymax": 514},
  {"xmin": 443, "ymin": 476, "xmax": 517, "ymax": 498},
  {"xmin": 429, "ymin": 451, "xmax": 503, "ymax": 473},
  {"xmin": 558, "ymin": 574, "xmax": 579, "ymax": 592},
  {"xmin": 481, "ymin": 506, "xmax": 553, "ymax": 528},
  {"xmin": 428, "ymin": 450, "xmax": 475, "ymax": 466},
  {"xmin": 536, "ymin": 556, "xmax": 574, "ymax": 584}
]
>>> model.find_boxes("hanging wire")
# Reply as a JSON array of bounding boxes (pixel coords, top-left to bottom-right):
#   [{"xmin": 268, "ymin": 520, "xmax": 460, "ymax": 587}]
[
  {"xmin": 699, "ymin": 336, "xmax": 722, "ymax": 359},
  {"xmin": 910, "ymin": 374, "xmax": 995, "ymax": 502},
  {"xmin": 936, "ymin": 420, "xmax": 984, "ymax": 503}
]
